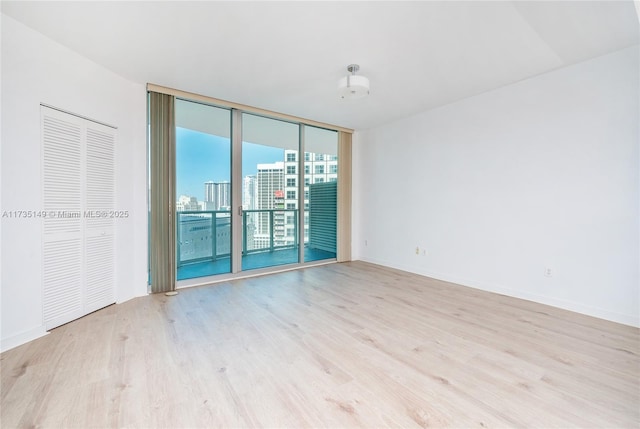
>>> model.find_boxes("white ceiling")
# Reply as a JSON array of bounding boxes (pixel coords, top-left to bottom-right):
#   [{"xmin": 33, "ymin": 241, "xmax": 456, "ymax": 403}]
[{"xmin": 2, "ymin": 1, "xmax": 639, "ymax": 131}]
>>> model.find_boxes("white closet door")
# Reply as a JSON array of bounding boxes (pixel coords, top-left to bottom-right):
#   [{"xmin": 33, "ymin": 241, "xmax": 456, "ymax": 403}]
[
  {"xmin": 41, "ymin": 106, "xmax": 116, "ymax": 329},
  {"xmin": 84, "ymin": 124, "xmax": 116, "ymax": 313},
  {"xmin": 42, "ymin": 109, "xmax": 84, "ymax": 329}
]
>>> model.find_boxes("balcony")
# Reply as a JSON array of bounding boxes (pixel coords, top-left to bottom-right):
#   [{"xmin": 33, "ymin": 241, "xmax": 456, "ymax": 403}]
[{"xmin": 176, "ymin": 209, "xmax": 336, "ymax": 280}]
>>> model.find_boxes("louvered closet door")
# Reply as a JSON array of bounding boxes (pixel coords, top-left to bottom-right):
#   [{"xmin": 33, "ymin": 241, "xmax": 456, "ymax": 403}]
[
  {"xmin": 84, "ymin": 124, "xmax": 116, "ymax": 313},
  {"xmin": 42, "ymin": 109, "xmax": 84, "ymax": 328},
  {"xmin": 41, "ymin": 106, "xmax": 116, "ymax": 330}
]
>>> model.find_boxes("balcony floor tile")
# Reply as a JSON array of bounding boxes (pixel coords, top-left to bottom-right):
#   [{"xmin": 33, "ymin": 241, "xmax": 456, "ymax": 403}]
[{"xmin": 177, "ymin": 247, "xmax": 336, "ymax": 281}]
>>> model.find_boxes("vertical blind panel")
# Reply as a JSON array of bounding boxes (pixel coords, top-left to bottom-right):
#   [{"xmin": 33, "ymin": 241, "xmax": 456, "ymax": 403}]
[
  {"xmin": 149, "ymin": 91, "xmax": 176, "ymax": 293},
  {"xmin": 43, "ymin": 115, "xmax": 82, "ymax": 235},
  {"xmin": 337, "ymin": 131, "xmax": 352, "ymax": 262},
  {"xmin": 85, "ymin": 235, "xmax": 115, "ymax": 313},
  {"xmin": 43, "ymin": 239, "xmax": 83, "ymax": 327}
]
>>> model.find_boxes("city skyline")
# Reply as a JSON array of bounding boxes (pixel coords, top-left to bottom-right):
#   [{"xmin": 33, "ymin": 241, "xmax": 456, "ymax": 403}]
[
  {"xmin": 176, "ymin": 127, "xmax": 283, "ymax": 201},
  {"xmin": 177, "ymin": 151, "xmax": 338, "ymax": 258}
]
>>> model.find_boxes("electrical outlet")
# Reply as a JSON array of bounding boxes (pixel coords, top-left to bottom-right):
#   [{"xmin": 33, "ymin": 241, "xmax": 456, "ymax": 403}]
[
  {"xmin": 415, "ymin": 246, "xmax": 420, "ymax": 255},
  {"xmin": 544, "ymin": 268, "xmax": 553, "ymax": 277},
  {"xmin": 365, "ymin": 240, "xmax": 368, "ymax": 247}
]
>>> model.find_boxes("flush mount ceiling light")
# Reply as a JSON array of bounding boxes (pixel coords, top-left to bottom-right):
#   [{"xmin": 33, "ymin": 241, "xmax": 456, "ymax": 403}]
[{"xmin": 338, "ymin": 64, "xmax": 370, "ymax": 100}]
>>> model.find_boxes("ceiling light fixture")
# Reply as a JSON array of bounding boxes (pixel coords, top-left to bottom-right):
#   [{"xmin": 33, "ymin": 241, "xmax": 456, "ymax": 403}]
[{"xmin": 338, "ymin": 64, "xmax": 370, "ymax": 100}]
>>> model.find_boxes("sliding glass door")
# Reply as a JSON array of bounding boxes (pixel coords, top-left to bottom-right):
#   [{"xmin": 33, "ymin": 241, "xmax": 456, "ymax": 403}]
[
  {"xmin": 240, "ymin": 118, "xmax": 339, "ymax": 270},
  {"xmin": 241, "ymin": 114, "xmax": 300, "ymax": 270},
  {"xmin": 303, "ymin": 126, "xmax": 338, "ymax": 262},
  {"xmin": 175, "ymin": 99, "xmax": 232, "ymax": 280},
  {"xmin": 155, "ymin": 97, "xmax": 340, "ymax": 284}
]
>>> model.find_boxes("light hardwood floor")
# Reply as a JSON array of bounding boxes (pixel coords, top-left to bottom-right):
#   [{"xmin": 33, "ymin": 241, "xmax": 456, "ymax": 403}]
[{"xmin": 1, "ymin": 261, "xmax": 638, "ymax": 428}]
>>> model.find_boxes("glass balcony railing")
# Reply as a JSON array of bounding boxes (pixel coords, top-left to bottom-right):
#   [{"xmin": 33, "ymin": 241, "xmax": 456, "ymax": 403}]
[
  {"xmin": 176, "ymin": 206, "xmax": 336, "ymax": 279},
  {"xmin": 177, "ymin": 210, "xmax": 232, "ymax": 267},
  {"xmin": 176, "ymin": 209, "xmax": 300, "ymax": 268},
  {"xmin": 242, "ymin": 209, "xmax": 298, "ymax": 256}
]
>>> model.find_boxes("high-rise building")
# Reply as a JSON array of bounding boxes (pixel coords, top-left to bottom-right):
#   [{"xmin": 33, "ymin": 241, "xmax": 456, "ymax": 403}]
[
  {"xmin": 246, "ymin": 153, "xmax": 338, "ymax": 252},
  {"xmin": 283, "ymin": 149, "xmax": 338, "ymax": 245},
  {"xmin": 256, "ymin": 162, "xmax": 284, "ymax": 210},
  {"xmin": 204, "ymin": 181, "xmax": 215, "ymax": 205},
  {"xmin": 242, "ymin": 175, "xmax": 257, "ymax": 210},
  {"xmin": 176, "ymin": 195, "xmax": 200, "ymax": 212},
  {"xmin": 254, "ymin": 162, "xmax": 285, "ymax": 248},
  {"xmin": 204, "ymin": 181, "xmax": 230, "ymax": 211}
]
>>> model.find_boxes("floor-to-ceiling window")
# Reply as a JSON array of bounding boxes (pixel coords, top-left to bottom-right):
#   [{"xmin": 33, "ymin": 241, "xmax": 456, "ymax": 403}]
[
  {"xmin": 148, "ymin": 86, "xmax": 349, "ymax": 285},
  {"xmin": 175, "ymin": 100, "xmax": 232, "ymax": 280},
  {"xmin": 241, "ymin": 113, "xmax": 300, "ymax": 271},
  {"xmin": 303, "ymin": 125, "xmax": 338, "ymax": 262}
]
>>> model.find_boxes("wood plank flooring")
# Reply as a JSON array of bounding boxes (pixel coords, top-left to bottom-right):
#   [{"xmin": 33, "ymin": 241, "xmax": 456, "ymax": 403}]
[{"xmin": 2, "ymin": 261, "xmax": 638, "ymax": 428}]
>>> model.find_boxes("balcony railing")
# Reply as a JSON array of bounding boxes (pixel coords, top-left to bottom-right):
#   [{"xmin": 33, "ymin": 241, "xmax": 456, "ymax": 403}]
[
  {"xmin": 177, "ymin": 209, "xmax": 299, "ymax": 267},
  {"xmin": 177, "ymin": 210, "xmax": 230, "ymax": 267},
  {"xmin": 242, "ymin": 209, "xmax": 298, "ymax": 256}
]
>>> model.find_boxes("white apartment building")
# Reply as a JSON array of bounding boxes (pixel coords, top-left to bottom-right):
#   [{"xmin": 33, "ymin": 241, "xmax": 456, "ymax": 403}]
[
  {"xmin": 283, "ymin": 149, "xmax": 338, "ymax": 245},
  {"xmin": 247, "ymin": 153, "xmax": 338, "ymax": 250},
  {"xmin": 176, "ymin": 195, "xmax": 201, "ymax": 212},
  {"xmin": 242, "ymin": 175, "xmax": 256, "ymax": 210},
  {"xmin": 253, "ymin": 162, "xmax": 286, "ymax": 249},
  {"xmin": 204, "ymin": 181, "xmax": 231, "ymax": 211}
]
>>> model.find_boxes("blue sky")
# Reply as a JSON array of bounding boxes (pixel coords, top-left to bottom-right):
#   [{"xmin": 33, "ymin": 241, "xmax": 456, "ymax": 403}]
[{"xmin": 176, "ymin": 127, "xmax": 283, "ymax": 200}]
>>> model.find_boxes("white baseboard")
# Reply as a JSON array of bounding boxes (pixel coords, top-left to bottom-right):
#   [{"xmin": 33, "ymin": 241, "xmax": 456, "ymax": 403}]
[
  {"xmin": 1, "ymin": 326, "xmax": 48, "ymax": 354},
  {"xmin": 357, "ymin": 256, "xmax": 639, "ymax": 328}
]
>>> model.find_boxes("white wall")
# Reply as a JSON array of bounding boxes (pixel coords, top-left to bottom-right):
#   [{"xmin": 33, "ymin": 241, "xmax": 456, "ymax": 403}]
[
  {"xmin": 353, "ymin": 46, "xmax": 639, "ymax": 326},
  {"xmin": 1, "ymin": 15, "xmax": 149, "ymax": 351}
]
